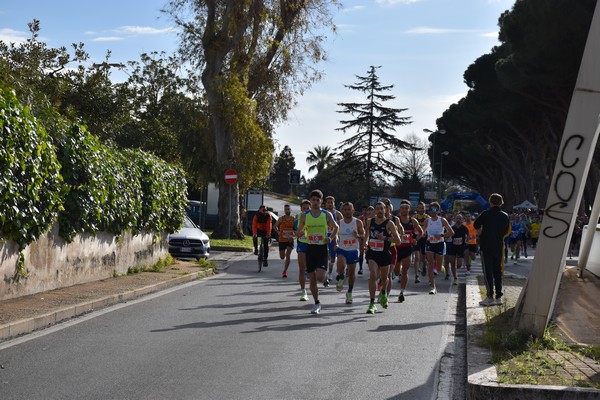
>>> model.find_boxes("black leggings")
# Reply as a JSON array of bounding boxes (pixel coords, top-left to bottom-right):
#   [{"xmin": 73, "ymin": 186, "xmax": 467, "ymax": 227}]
[
  {"xmin": 481, "ymin": 250, "xmax": 503, "ymax": 299},
  {"xmin": 253, "ymin": 232, "xmax": 269, "ymax": 259}
]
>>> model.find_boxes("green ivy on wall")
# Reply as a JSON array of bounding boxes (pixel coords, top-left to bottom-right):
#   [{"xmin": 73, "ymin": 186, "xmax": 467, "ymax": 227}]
[{"xmin": 1, "ymin": 88, "xmax": 188, "ymax": 280}]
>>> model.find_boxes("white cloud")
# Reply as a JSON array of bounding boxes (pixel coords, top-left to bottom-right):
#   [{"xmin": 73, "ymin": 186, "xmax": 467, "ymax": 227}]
[
  {"xmin": 115, "ymin": 26, "xmax": 176, "ymax": 35},
  {"xmin": 482, "ymin": 31, "xmax": 499, "ymax": 38},
  {"xmin": 376, "ymin": 0, "xmax": 422, "ymax": 5},
  {"xmin": 0, "ymin": 28, "xmax": 28, "ymax": 45},
  {"xmin": 92, "ymin": 36, "xmax": 125, "ymax": 42},
  {"xmin": 405, "ymin": 27, "xmax": 476, "ymax": 34},
  {"xmin": 342, "ymin": 5, "xmax": 365, "ymax": 13}
]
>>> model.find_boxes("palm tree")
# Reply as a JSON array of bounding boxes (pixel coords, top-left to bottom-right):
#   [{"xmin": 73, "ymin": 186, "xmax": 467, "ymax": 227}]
[{"xmin": 306, "ymin": 145, "xmax": 337, "ymax": 173}]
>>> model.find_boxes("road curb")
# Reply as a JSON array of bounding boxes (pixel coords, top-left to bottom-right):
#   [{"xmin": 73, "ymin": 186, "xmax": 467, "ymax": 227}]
[
  {"xmin": 0, "ymin": 270, "xmax": 213, "ymax": 341},
  {"xmin": 466, "ymin": 276, "xmax": 600, "ymax": 399}
]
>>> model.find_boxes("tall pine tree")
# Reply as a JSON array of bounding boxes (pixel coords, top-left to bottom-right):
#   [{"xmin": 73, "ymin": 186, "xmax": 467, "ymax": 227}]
[{"xmin": 336, "ymin": 66, "xmax": 412, "ymax": 201}]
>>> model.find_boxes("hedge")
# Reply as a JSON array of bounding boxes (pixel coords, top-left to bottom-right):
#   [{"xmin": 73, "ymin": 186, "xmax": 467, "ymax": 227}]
[{"xmin": 1, "ymin": 88, "xmax": 188, "ymax": 250}]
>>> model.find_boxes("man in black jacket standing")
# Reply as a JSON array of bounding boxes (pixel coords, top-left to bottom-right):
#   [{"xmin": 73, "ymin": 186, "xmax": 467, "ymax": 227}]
[{"xmin": 474, "ymin": 193, "xmax": 511, "ymax": 306}]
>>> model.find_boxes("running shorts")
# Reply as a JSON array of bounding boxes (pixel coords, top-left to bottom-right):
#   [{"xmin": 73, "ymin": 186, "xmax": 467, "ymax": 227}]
[
  {"xmin": 296, "ymin": 241, "xmax": 307, "ymax": 253},
  {"xmin": 278, "ymin": 240, "xmax": 294, "ymax": 251},
  {"xmin": 306, "ymin": 244, "xmax": 328, "ymax": 273},
  {"xmin": 447, "ymin": 244, "xmax": 466, "ymax": 257},
  {"xmin": 366, "ymin": 249, "xmax": 392, "ymax": 267},
  {"xmin": 336, "ymin": 248, "xmax": 359, "ymax": 265},
  {"xmin": 397, "ymin": 246, "xmax": 413, "ymax": 261},
  {"xmin": 426, "ymin": 241, "xmax": 445, "ymax": 256}
]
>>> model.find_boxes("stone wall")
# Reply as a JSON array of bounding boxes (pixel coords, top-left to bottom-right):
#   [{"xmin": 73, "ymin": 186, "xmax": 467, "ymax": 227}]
[{"xmin": 0, "ymin": 224, "xmax": 167, "ymax": 301}]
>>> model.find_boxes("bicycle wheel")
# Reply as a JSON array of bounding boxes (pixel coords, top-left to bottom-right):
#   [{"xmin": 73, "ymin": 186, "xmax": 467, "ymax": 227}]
[{"xmin": 257, "ymin": 240, "xmax": 263, "ymax": 272}]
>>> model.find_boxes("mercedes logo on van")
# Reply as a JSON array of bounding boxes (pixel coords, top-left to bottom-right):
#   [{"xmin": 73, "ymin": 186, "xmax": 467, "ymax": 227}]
[{"xmin": 183, "ymin": 239, "xmax": 190, "ymax": 246}]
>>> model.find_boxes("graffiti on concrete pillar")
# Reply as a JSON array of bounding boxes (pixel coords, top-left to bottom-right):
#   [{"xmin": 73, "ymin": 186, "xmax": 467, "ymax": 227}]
[{"xmin": 543, "ymin": 134, "xmax": 585, "ymax": 239}]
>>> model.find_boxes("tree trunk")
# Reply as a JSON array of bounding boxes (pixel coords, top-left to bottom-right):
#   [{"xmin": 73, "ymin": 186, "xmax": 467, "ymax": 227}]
[{"xmin": 202, "ymin": 61, "xmax": 243, "ymax": 239}]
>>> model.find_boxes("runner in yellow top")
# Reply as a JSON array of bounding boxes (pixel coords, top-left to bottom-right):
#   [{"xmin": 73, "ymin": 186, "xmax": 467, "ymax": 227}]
[
  {"xmin": 295, "ymin": 200, "xmax": 311, "ymax": 301},
  {"xmin": 297, "ymin": 190, "xmax": 339, "ymax": 315},
  {"xmin": 273, "ymin": 204, "xmax": 295, "ymax": 278},
  {"xmin": 463, "ymin": 212, "xmax": 478, "ymax": 276},
  {"xmin": 530, "ymin": 215, "xmax": 542, "ymax": 248}
]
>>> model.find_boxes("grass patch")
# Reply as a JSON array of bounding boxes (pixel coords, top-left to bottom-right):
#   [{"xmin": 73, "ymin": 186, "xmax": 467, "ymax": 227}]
[
  {"xmin": 196, "ymin": 257, "xmax": 218, "ymax": 274},
  {"xmin": 477, "ymin": 277, "xmax": 600, "ymax": 388},
  {"xmin": 207, "ymin": 231, "xmax": 253, "ymax": 251},
  {"xmin": 127, "ymin": 254, "xmax": 173, "ymax": 275}
]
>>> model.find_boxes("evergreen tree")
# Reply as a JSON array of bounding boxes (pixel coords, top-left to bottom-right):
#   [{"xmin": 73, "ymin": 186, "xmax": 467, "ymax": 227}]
[
  {"xmin": 336, "ymin": 66, "xmax": 412, "ymax": 201},
  {"xmin": 269, "ymin": 146, "xmax": 296, "ymax": 194}
]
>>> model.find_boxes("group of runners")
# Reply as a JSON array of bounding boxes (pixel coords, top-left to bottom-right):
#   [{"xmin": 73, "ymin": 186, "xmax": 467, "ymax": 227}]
[{"xmin": 256, "ymin": 189, "xmax": 483, "ymax": 315}]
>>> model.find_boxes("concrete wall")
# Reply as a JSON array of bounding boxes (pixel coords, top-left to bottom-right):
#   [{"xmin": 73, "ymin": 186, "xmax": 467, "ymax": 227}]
[
  {"xmin": 582, "ymin": 224, "xmax": 600, "ymax": 278},
  {"xmin": 0, "ymin": 223, "xmax": 168, "ymax": 301}
]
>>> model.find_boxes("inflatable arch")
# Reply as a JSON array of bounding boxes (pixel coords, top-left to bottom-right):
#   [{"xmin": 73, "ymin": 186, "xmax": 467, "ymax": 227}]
[{"xmin": 440, "ymin": 192, "xmax": 489, "ymax": 211}]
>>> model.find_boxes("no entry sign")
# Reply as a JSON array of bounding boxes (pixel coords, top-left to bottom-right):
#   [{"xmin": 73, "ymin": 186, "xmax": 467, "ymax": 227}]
[{"xmin": 224, "ymin": 169, "xmax": 238, "ymax": 185}]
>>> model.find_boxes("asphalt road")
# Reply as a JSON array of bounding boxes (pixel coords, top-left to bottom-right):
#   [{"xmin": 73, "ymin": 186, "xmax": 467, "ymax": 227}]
[{"xmin": 0, "ymin": 252, "xmax": 462, "ymax": 400}]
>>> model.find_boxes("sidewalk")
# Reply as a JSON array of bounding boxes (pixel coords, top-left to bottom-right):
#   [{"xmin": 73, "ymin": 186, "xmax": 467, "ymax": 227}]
[
  {"xmin": 466, "ymin": 254, "xmax": 600, "ymax": 399},
  {"xmin": 0, "ymin": 251, "xmax": 251, "ymax": 341}
]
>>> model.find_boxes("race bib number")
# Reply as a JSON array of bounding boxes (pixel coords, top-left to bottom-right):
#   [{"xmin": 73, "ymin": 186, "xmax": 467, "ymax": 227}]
[
  {"xmin": 400, "ymin": 234, "xmax": 412, "ymax": 244},
  {"xmin": 369, "ymin": 239, "xmax": 384, "ymax": 251},
  {"xmin": 281, "ymin": 230, "xmax": 293, "ymax": 239},
  {"xmin": 308, "ymin": 234, "xmax": 324, "ymax": 244},
  {"xmin": 340, "ymin": 238, "xmax": 358, "ymax": 250},
  {"xmin": 428, "ymin": 234, "xmax": 444, "ymax": 244},
  {"xmin": 453, "ymin": 237, "xmax": 464, "ymax": 245}
]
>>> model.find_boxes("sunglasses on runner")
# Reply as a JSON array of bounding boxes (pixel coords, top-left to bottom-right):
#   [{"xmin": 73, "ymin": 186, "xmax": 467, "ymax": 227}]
[{"xmin": 430, "ymin": 207, "xmax": 439, "ymax": 212}]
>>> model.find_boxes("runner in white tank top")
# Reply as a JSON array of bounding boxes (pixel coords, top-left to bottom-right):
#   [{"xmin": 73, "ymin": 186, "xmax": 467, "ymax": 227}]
[{"xmin": 333, "ymin": 202, "xmax": 365, "ymax": 304}]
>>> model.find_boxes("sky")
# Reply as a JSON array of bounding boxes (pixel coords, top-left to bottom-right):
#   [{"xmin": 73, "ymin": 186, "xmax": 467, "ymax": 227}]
[{"xmin": 0, "ymin": 0, "xmax": 515, "ymax": 179}]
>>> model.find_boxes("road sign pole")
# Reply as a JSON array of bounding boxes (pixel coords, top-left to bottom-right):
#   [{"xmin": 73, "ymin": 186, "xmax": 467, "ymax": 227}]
[{"xmin": 228, "ymin": 184, "xmax": 231, "ymax": 239}]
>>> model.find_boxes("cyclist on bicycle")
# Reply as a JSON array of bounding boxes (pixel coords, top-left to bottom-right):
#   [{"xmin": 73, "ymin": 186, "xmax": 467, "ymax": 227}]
[{"xmin": 252, "ymin": 205, "xmax": 272, "ymax": 266}]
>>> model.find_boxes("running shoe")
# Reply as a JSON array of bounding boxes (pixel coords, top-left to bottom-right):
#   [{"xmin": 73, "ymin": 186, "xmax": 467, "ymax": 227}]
[
  {"xmin": 311, "ymin": 303, "xmax": 321, "ymax": 314},
  {"xmin": 429, "ymin": 287, "xmax": 437, "ymax": 295},
  {"xmin": 336, "ymin": 277, "xmax": 344, "ymax": 292},
  {"xmin": 366, "ymin": 302, "xmax": 377, "ymax": 314},
  {"xmin": 415, "ymin": 276, "xmax": 420, "ymax": 284},
  {"xmin": 397, "ymin": 275, "xmax": 402, "ymax": 282},
  {"xmin": 379, "ymin": 292, "xmax": 388, "ymax": 308},
  {"xmin": 465, "ymin": 270, "xmax": 471, "ymax": 276},
  {"xmin": 444, "ymin": 274, "xmax": 450, "ymax": 280},
  {"xmin": 345, "ymin": 292, "xmax": 353, "ymax": 304},
  {"xmin": 398, "ymin": 293, "xmax": 405, "ymax": 303},
  {"xmin": 282, "ymin": 272, "xmax": 287, "ymax": 278},
  {"xmin": 433, "ymin": 268, "xmax": 438, "ymax": 276},
  {"xmin": 494, "ymin": 297, "xmax": 504, "ymax": 305},
  {"xmin": 421, "ymin": 266, "xmax": 427, "ymax": 276},
  {"xmin": 300, "ymin": 291, "xmax": 309, "ymax": 301},
  {"xmin": 479, "ymin": 297, "xmax": 495, "ymax": 307},
  {"xmin": 452, "ymin": 276, "xmax": 458, "ymax": 285},
  {"xmin": 263, "ymin": 260, "xmax": 268, "ymax": 267},
  {"xmin": 357, "ymin": 268, "xmax": 363, "ymax": 275},
  {"xmin": 323, "ymin": 278, "xmax": 330, "ymax": 288},
  {"xmin": 253, "ymin": 249, "xmax": 258, "ymax": 255}
]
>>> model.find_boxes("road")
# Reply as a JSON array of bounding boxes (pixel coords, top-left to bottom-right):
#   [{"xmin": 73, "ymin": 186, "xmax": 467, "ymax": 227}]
[{"xmin": 0, "ymin": 252, "xmax": 465, "ymax": 400}]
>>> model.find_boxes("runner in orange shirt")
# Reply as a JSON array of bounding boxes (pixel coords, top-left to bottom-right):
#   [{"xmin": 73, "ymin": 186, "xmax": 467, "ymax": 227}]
[
  {"xmin": 463, "ymin": 212, "xmax": 478, "ymax": 276},
  {"xmin": 273, "ymin": 204, "xmax": 295, "ymax": 278}
]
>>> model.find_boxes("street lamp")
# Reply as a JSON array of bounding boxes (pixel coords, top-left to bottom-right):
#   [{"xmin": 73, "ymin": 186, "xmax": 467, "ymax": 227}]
[
  {"xmin": 423, "ymin": 128, "xmax": 446, "ymax": 191},
  {"xmin": 439, "ymin": 151, "xmax": 449, "ymax": 200}
]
